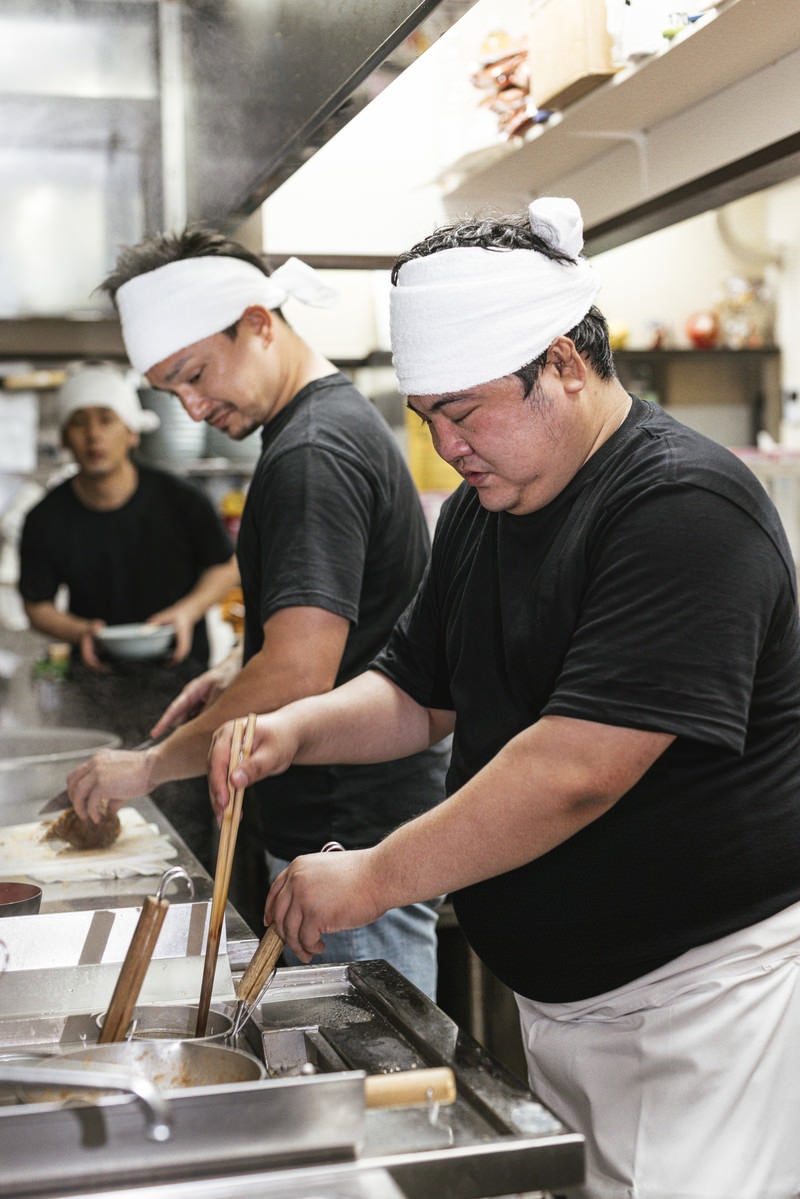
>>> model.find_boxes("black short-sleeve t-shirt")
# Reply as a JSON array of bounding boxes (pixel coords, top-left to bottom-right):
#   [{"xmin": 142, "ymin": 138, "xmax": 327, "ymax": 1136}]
[
  {"xmin": 19, "ymin": 464, "xmax": 234, "ymax": 666},
  {"xmin": 374, "ymin": 397, "xmax": 800, "ymax": 1001},
  {"xmin": 237, "ymin": 373, "xmax": 447, "ymax": 857}
]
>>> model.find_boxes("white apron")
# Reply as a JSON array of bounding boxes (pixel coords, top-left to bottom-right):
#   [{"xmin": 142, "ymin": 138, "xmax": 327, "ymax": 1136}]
[{"xmin": 516, "ymin": 901, "xmax": 800, "ymax": 1199}]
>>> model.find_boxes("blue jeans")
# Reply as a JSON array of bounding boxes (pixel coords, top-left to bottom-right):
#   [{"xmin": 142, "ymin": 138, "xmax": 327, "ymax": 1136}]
[{"xmin": 267, "ymin": 853, "xmax": 442, "ymax": 1001}]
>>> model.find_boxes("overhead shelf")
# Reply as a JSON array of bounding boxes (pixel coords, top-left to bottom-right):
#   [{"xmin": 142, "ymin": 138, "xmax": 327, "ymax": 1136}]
[{"xmin": 441, "ymin": 0, "xmax": 800, "ymax": 251}]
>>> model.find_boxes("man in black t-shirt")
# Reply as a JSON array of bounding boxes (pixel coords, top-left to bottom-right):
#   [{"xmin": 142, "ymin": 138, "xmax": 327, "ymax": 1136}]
[
  {"xmin": 20, "ymin": 363, "xmax": 237, "ymax": 670},
  {"xmin": 19, "ymin": 363, "xmax": 238, "ymax": 868},
  {"xmin": 65, "ymin": 230, "xmax": 447, "ymax": 999},
  {"xmin": 207, "ymin": 199, "xmax": 800, "ymax": 1199}
]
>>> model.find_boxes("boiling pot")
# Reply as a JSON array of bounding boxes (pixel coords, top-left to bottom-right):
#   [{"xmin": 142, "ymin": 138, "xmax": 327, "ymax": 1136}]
[
  {"xmin": 3, "ymin": 1039, "xmax": 265, "ymax": 1108},
  {"xmin": 95, "ymin": 1004, "xmax": 233, "ymax": 1044}
]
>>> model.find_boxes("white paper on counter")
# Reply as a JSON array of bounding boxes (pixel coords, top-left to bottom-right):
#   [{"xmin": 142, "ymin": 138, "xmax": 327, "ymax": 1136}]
[{"xmin": 0, "ymin": 806, "xmax": 177, "ymax": 883}]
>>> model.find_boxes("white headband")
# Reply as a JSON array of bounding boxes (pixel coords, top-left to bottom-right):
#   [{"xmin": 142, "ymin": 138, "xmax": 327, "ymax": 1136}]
[
  {"xmin": 116, "ymin": 255, "xmax": 339, "ymax": 375},
  {"xmin": 58, "ymin": 365, "xmax": 160, "ymax": 433},
  {"xmin": 390, "ymin": 197, "xmax": 601, "ymax": 395}
]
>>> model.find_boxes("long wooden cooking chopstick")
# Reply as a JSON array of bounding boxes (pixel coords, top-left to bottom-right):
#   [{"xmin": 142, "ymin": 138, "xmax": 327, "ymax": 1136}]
[
  {"xmin": 99, "ymin": 893, "xmax": 170, "ymax": 1043},
  {"xmin": 195, "ymin": 712, "xmax": 257, "ymax": 1038}
]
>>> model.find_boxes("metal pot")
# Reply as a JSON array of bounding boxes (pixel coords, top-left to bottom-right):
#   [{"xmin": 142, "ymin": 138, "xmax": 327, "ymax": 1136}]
[
  {"xmin": 95, "ymin": 1004, "xmax": 233, "ymax": 1044},
  {"xmin": 5, "ymin": 1039, "xmax": 265, "ymax": 1108},
  {"xmin": 0, "ymin": 727, "xmax": 121, "ymax": 816},
  {"xmin": 0, "ymin": 882, "xmax": 42, "ymax": 916}
]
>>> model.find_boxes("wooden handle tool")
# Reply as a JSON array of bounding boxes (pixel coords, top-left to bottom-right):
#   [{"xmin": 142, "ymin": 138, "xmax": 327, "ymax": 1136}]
[
  {"xmin": 195, "ymin": 713, "xmax": 257, "ymax": 1038},
  {"xmin": 364, "ymin": 1066, "xmax": 457, "ymax": 1109},
  {"xmin": 99, "ymin": 894, "xmax": 169, "ymax": 1043}
]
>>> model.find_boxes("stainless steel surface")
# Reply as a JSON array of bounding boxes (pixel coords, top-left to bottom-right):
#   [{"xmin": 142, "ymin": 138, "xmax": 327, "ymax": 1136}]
[
  {"xmin": 0, "ymin": 960, "xmax": 584, "ymax": 1198},
  {"xmin": 0, "ymin": 727, "xmax": 121, "ymax": 816},
  {"xmin": 0, "ymin": 0, "xmax": 474, "ymax": 323},
  {"xmin": 96, "ymin": 1003, "xmax": 233, "ymax": 1044},
  {"xmin": 0, "ymin": 1060, "xmax": 171, "ymax": 1143},
  {"xmin": 0, "ymin": 902, "xmax": 236, "ymax": 1019}
]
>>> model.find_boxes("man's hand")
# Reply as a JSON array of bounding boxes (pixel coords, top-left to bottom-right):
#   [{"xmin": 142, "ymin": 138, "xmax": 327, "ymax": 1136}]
[
  {"xmin": 79, "ymin": 621, "xmax": 111, "ymax": 672},
  {"xmin": 264, "ymin": 849, "xmax": 386, "ymax": 960},
  {"xmin": 150, "ymin": 662, "xmax": 234, "ymax": 738},
  {"xmin": 67, "ymin": 747, "xmax": 157, "ymax": 823},
  {"xmin": 208, "ymin": 712, "xmax": 300, "ymax": 823},
  {"xmin": 147, "ymin": 606, "xmax": 192, "ymax": 663}
]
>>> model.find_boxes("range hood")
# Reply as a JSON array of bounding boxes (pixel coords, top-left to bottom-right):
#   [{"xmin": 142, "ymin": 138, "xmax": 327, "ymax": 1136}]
[{"xmin": 0, "ymin": 0, "xmax": 473, "ymax": 333}]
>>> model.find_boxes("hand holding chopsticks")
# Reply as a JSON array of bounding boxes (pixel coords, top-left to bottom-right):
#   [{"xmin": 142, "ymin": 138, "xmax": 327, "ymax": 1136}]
[{"xmin": 195, "ymin": 712, "xmax": 257, "ymax": 1038}]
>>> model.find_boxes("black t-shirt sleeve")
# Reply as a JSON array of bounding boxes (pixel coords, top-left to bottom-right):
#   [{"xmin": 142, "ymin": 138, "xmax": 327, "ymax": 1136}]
[
  {"xmin": 544, "ymin": 483, "xmax": 791, "ymax": 751},
  {"xmin": 18, "ymin": 502, "xmax": 61, "ymax": 603},
  {"xmin": 251, "ymin": 444, "xmax": 373, "ymax": 626}
]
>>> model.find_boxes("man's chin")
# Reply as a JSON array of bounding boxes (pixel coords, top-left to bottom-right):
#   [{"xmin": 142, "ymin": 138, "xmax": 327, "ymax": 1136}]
[{"xmin": 213, "ymin": 418, "xmax": 260, "ymax": 442}]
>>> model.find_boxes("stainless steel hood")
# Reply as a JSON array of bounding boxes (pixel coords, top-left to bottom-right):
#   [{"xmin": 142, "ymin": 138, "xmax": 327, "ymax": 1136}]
[{"xmin": 0, "ymin": 0, "xmax": 472, "ymax": 329}]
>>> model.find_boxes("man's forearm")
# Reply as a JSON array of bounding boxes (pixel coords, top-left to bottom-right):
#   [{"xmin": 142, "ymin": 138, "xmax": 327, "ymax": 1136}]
[{"xmin": 24, "ymin": 600, "xmax": 93, "ymax": 645}]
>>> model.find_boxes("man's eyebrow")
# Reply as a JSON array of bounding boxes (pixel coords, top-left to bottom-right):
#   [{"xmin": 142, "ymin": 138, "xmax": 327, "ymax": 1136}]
[
  {"xmin": 406, "ymin": 393, "xmax": 475, "ymax": 415},
  {"xmin": 163, "ymin": 356, "xmax": 190, "ymax": 384}
]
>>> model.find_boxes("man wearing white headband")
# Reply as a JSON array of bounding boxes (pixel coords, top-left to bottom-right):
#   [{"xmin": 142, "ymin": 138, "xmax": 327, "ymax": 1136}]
[
  {"xmin": 66, "ymin": 226, "xmax": 448, "ymax": 1000},
  {"xmin": 209, "ymin": 200, "xmax": 800, "ymax": 1198},
  {"xmin": 19, "ymin": 362, "xmax": 237, "ymax": 672}
]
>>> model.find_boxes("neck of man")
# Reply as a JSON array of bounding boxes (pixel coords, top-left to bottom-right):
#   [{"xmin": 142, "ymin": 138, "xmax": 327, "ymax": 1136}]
[
  {"xmin": 279, "ymin": 322, "xmax": 339, "ymax": 405},
  {"xmin": 71, "ymin": 457, "xmax": 139, "ymax": 512}
]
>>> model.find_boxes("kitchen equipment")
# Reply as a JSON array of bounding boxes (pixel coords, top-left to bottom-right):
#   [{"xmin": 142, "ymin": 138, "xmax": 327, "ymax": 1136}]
[
  {"xmin": 96, "ymin": 1003, "xmax": 233, "ymax": 1044},
  {"xmin": 0, "ymin": 902, "xmax": 235, "ymax": 1022},
  {"xmin": 0, "ymin": 882, "xmax": 42, "ymax": 917},
  {"xmin": 0, "ymin": 960, "xmax": 584, "ymax": 1198},
  {"xmin": 94, "ymin": 623, "xmax": 175, "ymax": 662},
  {"xmin": 36, "ymin": 1038, "xmax": 266, "ymax": 1090},
  {"xmin": 196, "ymin": 712, "xmax": 256, "ymax": 1037},
  {"xmin": 0, "ymin": 1059, "xmax": 171, "ymax": 1142},
  {"xmin": 99, "ymin": 867, "xmax": 193, "ymax": 1043},
  {"xmin": 0, "ymin": 728, "xmax": 121, "ymax": 815},
  {"xmin": 39, "ymin": 736, "xmax": 155, "ymax": 814}
]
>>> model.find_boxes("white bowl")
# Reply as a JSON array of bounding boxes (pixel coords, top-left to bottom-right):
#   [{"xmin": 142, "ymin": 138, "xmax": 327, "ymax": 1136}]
[{"xmin": 95, "ymin": 623, "xmax": 175, "ymax": 661}]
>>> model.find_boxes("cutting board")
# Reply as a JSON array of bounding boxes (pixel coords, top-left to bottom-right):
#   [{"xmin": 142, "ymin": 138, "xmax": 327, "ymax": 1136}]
[{"xmin": 0, "ymin": 807, "xmax": 177, "ymax": 883}]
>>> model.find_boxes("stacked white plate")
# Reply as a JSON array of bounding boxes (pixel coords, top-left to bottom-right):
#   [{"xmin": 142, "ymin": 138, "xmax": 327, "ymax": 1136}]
[{"xmin": 137, "ymin": 388, "xmax": 207, "ymax": 463}]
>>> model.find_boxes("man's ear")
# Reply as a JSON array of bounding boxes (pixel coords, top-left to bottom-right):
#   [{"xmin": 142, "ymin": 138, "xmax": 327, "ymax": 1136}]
[
  {"xmin": 240, "ymin": 305, "xmax": 274, "ymax": 345},
  {"xmin": 546, "ymin": 336, "xmax": 586, "ymax": 393}
]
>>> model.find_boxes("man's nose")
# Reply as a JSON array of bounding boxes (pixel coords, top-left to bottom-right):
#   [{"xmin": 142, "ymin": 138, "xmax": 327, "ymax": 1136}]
[
  {"xmin": 433, "ymin": 421, "xmax": 470, "ymax": 464},
  {"xmin": 176, "ymin": 388, "xmax": 212, "ymax": 422}
]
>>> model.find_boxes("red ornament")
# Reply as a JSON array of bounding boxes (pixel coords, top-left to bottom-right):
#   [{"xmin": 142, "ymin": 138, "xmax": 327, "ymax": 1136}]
[{"xmin": 686, "ymin": 311, "xmax": 719, "ymax": 350}]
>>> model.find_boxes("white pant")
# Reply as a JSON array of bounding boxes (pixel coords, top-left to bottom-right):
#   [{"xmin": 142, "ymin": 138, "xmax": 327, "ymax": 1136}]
[{"xmin": 516, "ymin": 902, "xmax": 800, "ymax": 1199}]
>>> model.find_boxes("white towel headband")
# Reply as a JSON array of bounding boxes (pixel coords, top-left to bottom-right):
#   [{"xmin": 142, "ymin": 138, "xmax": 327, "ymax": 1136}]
[
  {"xmin": 390, "ymin": 197, "xmax": 601, "ymax": 395},
  {"xmin": 116, "ymin": 255, "xmax": 338, "ymax": 375}
]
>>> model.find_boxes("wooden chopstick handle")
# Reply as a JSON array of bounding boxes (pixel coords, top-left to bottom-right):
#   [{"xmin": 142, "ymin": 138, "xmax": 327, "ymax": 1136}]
[
  {"xmin": 363, "ymin": 1066, "xmax": 457, "ymax": 1109},
  {"xmin": 236, "ymin": 925, "xmax": 285, "ymax": 1007},
  {"xmin": 99, "ymin": 896, "xmax": 169, "ymax": 1043},
  {"xmin": 196, "ymin": 713, "xmax": 257, "ymax": 1038}
]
